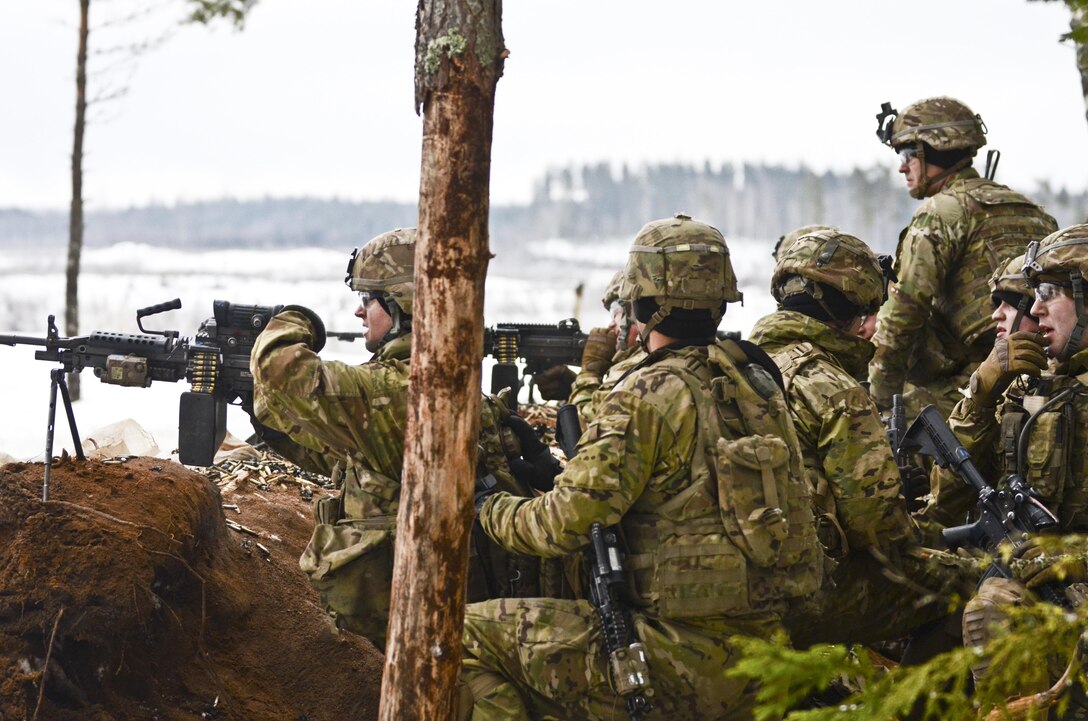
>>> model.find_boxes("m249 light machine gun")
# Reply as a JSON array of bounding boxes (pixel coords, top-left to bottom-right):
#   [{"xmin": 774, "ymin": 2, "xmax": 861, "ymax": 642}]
[
  {"xmin": 482, "ymin": 319, "xmax": 587, "ymax": 406},
  {"xmin": 1, "ymin": 299, "xmax": 282, "ymax": 499}
]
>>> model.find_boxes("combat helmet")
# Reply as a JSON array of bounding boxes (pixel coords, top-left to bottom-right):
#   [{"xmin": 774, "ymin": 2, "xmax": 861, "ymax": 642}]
[
  {"xmin": 989, "ymin": 253, "xmax": 1034, "ymax": 334},
  {"xmin": 875, "ymin": 96, "xmax": 987, "ymax": 199},
  {"xmin": 344, "ymin": 227, "xmax": 417, "ymax": 351},
  {"xmin": 1023, "ymin": 224, "xmax": 1088, "ymax": 359},
  {"xmin": 601, "ymin": 269, "xmax": 625, "ymax": 311},
  {"xmin": 618, "ymin": 213, "xmax": 740, "ymax": 343},
  {"xmin": 773, "ymin": 224, "xmax": 836, "ymax": 262},
  {"xmin": 772, "ymin": 228, "xmax": 891, "ymax": 320}
]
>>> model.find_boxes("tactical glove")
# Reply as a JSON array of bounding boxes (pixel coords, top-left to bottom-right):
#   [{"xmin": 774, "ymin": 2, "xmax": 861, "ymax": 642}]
[
  {"xmin": 969, "ymin": 331, "xmax": 1048, "ymax": 405},
  {"xmin": 534, "ymin": 365, "xmax": 576, "ymax": 402},
  {"xmin": 1010, "ymin": 538, "xmax": 1088, "ymax": 589},
  {"xmin": 280, "ymin": 305, "xmax": 327, "ymax": 353},
  {"xmin": 503, "ymin": 413, "xmax": 562, "ymax": 493},
  {"xmin": 581, "ymin": 327, "xmax": 618, "ymax": 377}
]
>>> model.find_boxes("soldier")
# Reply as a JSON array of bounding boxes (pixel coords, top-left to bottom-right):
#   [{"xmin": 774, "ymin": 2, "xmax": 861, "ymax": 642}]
[
  {"xmin": 567, "ymin": 270, "xmax": 645, "ymax": 425},
  {"xmin": 750, "ymin": 228, "xmax": 976, "ymax": 654},
  {"xmin": 944, "ymin": 225, "xmax": 1088, "ymax": 690},
  {"xmin": 870, "ymin": 96, "xmax": 1057, "ymax": 417},
  {"xmin": 250, "ymin": 228, "xmax": 559, "ymax": 647},
  {"xmin": 458, "ymin": 214, "xmax": 824, "ymax": 720}
]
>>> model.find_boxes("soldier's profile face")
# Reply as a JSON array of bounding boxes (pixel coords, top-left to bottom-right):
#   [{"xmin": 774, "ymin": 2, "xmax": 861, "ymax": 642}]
[
  {"xmin": 898, "ymin": 153, "xmax": 945, "ymax": 197},
  {"xmin": 355, "ymin": 297, "xmax": 393, "ymax": 347},
  {"xmin": 1030, "ymin": 289, "xmax": 1082, "ymax": 355},
  {"xmin": 991, "ymin": 299, "xmax": 1039, "ymax": 339}
]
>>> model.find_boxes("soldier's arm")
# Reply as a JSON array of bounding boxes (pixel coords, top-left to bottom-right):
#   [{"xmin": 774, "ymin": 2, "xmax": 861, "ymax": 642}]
[
  {"xmin": 479, "ymin": 387, "xmax": 681, "ymax": 557},
  {"xmin": 567, "ymin": 366, "xmax": 605, "ymax": 425},
  {"xmin": 869, "ymin": 205, "xmax": 961, "ymax": 406},
  {"xmin": 796, "ymin": 377, "xmax": 912, "ymax": 549},
  {"xmin": 251, "ymin": 309, "xmax": 402, "ymax": 466}
]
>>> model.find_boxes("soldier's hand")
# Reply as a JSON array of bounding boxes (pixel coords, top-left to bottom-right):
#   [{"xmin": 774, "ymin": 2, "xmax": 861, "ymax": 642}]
[
  {"xmin": 279, "ymin": 305, "xmax": 327, "ymax": 352},
  {"xmin": 534, "ymin": 365, "xmax": 576, "ymax": 402},
  {"xmin": 1010, "ymin": 539, "xmax": 1088, "ymax": 589},
  {"xmin": 581, "ymin": 327, "xmax": 618, "ymax": 376},
  {"xmin": 503, "ymin": 413, "xmax": 562, "ymax": 493},
  {"xmin": 971, "ymin": 331, "xmax": 1048, "ymax": 404}
]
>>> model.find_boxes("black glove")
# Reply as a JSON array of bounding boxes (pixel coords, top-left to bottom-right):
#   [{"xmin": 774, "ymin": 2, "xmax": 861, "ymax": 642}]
[
  {"xmin": 534, "ymin": 365, "xmax": 576, "ymax": 402},
  {"xmin": 503, "ymin": 413, "xmax": 562, "ymax": 492},
  {"xmin": 280, "ymin": 304, "xmax": 327, "ymax": 352},
  {"xmin": 899, "ymin": 463, "xmax": 929, "ymax": 513},
  {"xmin": 474, "ymin": 467, "xmax": 499, "ymax": 515}
]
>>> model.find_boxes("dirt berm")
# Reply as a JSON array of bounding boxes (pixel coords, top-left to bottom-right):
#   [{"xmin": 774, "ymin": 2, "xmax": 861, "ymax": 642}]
[{"xmin": 0, "ymin": 455, "xmax": 384, "ymax": 720}]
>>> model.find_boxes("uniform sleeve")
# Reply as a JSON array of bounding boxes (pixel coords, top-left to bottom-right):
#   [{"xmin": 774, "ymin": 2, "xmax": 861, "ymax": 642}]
[
  {"xmin": 479, "ymin": 388, "xmax": 675, "ymax": 557},
  {"xmin": 793, "ymin": 375, "xmax": 912, "ymax": 550},
  {"xmin": 568, "ymin": 367, "xmax": 604, "ymax": 425},
  {"xmin": 922, "ymin": 393, "xmax": 1000, "ymax": 527},
  {"xmin": 251, "ymin": 309, "xmax": 402, "ymax": 469},
  {"xmin": 869, "ymin": 201, "xmax": 965, "ymax": 407}
]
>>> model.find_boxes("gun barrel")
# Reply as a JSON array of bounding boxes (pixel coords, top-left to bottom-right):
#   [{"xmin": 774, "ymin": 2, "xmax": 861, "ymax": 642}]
[{"xmin": 0, "ymin": 334, "xmax": 54, "ymax": 347}]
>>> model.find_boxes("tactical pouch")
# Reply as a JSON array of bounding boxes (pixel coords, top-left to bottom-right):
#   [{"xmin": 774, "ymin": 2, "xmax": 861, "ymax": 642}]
[
  {"xmin": 298, "ymin": 515, "xmax": 396, "ymax": 646},
  {"xmin": 714, "ymin": 434, "xmax": 790, "ymax": 567},
  {"xmin": 1024, "ymin": 409, "xmax": 1068, "ymax": 507}
]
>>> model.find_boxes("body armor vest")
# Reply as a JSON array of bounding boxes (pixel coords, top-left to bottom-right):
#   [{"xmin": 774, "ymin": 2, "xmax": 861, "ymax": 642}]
[{"xmin": 622, "ymin": 339, "xmax": 824, "ymax": 619}]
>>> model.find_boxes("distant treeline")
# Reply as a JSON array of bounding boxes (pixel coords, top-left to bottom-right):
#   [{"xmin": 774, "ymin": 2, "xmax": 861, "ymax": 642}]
[{"xmin": 3, "ymin": 162, "xmax": 1085, "ymax": 255}]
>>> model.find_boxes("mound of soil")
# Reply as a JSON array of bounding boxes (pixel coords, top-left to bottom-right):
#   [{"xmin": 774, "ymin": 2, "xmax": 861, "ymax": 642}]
[{"xmin": 0, "ymin": 455, "xmax": 384, "ymax": 721}]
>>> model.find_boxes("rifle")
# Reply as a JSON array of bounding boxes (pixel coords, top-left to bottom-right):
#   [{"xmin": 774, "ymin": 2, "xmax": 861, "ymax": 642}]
[
  {"xmin": 1, "ymin": 299, "xmax": 283, "ymax": 492},
  {"xmin": 558, "ymin": 406, "xmax": 653, "ymax": 719},
  {"xmin": 326, "ymin": 330, "xmax": 365, "ymax": 343},
  {"xmin": 899, "ymin": 404, "xmax": 1068, "ymax": 606},
  {"xmin": 482, "ymin": 319, "xmax": 587, "ymax": 405}
]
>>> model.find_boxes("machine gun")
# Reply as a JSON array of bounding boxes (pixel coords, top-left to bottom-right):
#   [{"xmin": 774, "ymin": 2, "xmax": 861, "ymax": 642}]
[
  {"xmin": 899, "ymin": 404, "xmax": 1068, "ymax": 606},
  {"xmin": 1, "ymin": 299, "xmax": 282, "ymax": 497},
  {"xmin": 482, "ymin": 319, "xmax": 587, "ymax": 404}
]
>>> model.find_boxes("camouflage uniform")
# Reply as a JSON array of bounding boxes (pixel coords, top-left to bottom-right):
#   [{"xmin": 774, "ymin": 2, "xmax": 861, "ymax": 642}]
[
  {"xmin": 752, "ymin": 229, "xmax": 974, "ymax": 647},
  {"xmin": 460, "ymin": 215, "xmax": 824, "ymax": 720},
  {"xmin": 869, "ymin": 97, "xmax": 1057, "ymax": 417},
  {"xmin": 252, "ymin": 229, "xmax": 546, "ymax": 648},
  {"xmin": 949, "ymin": 227, "xmax": 1088, "ymax": 693}
]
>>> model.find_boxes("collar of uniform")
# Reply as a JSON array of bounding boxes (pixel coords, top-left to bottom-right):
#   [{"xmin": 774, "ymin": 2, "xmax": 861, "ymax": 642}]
[
  {"xmin": 1055, "ymin": 346, "xmax": 1088, "ymax": 380},
  {"xmin": 373, "ymin": 332, "xmax": 412, "ymax": 362},
  {"xmin": 749, "ymin": 310, "xmax": 875, "ymax": 380},
  {"xmin": 942, "ymin": 165, "xmax": 981, "ymax": 188}
]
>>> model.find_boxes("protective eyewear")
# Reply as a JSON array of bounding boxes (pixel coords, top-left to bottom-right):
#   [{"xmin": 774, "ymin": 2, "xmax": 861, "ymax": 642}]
[
  {"xmin": 358, "ymin": 290, "xmax": 380, "ymax": 305},
  {"xmin": 609, "ymin": 300, "xmax": 628, "ymax": 327},
  {"xmin": 1034, "ymin": 282, "xmax": 1071, "ymax": 303},
  {"xmin": 897, "ymin": 147, "xmax": 918, "ymax": 166}
]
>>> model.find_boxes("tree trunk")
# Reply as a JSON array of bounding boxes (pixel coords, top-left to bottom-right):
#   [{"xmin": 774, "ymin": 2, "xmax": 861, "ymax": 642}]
[
  {"xmin": 377, "ymin": 2, "xmax": 505, "ymax": 721},
  {"xmin": 67, "ymin": 0, "xmax": 90, "ymax": 402}
]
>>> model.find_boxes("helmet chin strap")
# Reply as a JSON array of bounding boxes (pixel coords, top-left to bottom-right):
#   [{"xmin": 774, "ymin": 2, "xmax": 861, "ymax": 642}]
[
  {"xmin": 910, "ymin": 144, "xmax": 972, "ymax": 200},
  {"xmin": 1010, "ymin": 296, "xmax": 1031, "ymax": 334},
  {"xmin": 1060, "ymin": 271, "xmax": 1087, "ymax": 361},
  {"xmin": 638, "ymin": 305, "xmax": 671, "ymax": 349},
  {"xmin": 365, "ymin": 299, "xmax": 412, "ymax": 353}
]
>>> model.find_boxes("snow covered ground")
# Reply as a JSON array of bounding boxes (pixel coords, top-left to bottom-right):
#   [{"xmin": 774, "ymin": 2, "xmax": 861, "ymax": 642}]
[{"xmin": 0, "ymin": 237, "xmax": 777, "ymax": 461}]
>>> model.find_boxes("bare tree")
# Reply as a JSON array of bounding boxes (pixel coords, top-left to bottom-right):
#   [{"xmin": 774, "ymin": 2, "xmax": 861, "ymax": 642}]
[
  {"xmin": 66, "ymin": 0, "xmax": 91, "ymax": 401},
  {"xmin": 378, "ymin": 2, "xmax": 506, "ymax": 720}
]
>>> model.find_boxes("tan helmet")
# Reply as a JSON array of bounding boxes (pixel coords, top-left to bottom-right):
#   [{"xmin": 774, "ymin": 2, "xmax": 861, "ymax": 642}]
[
  {"xmin": 771, "ymin": 228, "xmax": 886, "ymax": 316},
  {"xmin": 618, "ymin": 213, "xmax": 740, "ymax": 341},
  {"xmin": 989, "ymin": 253, "xmax": 1033, "ymax": 334},
  {"xmin": 601, "ymin": 270, "xmax": 625, "ymax": 311},
  {"xmin": 345, "ymin": 227, "xmax": 417, "ymax": 315},
  {"xmin": 1023, "ymin": 224, "xmax": 1088, "ymax": 358},
  {"xmin": 774, "ymin": 224, "xmax": 837, "ymax": 262},
  {"xmin": 877, "ymin": 96, "xmax": 987, "ymax": 152}
]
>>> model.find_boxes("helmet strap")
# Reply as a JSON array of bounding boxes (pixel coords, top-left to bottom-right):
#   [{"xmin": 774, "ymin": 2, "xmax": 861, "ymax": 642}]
[
  {"xmin": 365, "ymin": 297, "xmax": 412, "ymax": 353},
  {"xmin": 638, "ymin": 305, "xmax": 672, "ymax": 349},
  {"xmin": 912, "ymin": 144, "xmax": 971, "ymax": 200},
  {"xmin": 1011, "ymin": 296, "xmax": 1031, "ymax": 334},
  {"xmin": 1061, "ymin": 271, "xmax": 1087, "ymax": 361}
]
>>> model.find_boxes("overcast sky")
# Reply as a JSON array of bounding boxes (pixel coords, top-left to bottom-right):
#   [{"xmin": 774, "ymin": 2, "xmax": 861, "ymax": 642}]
[{"xmin": 1, "ymin": 0, "xmax": 1085, "ymax": 211}]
